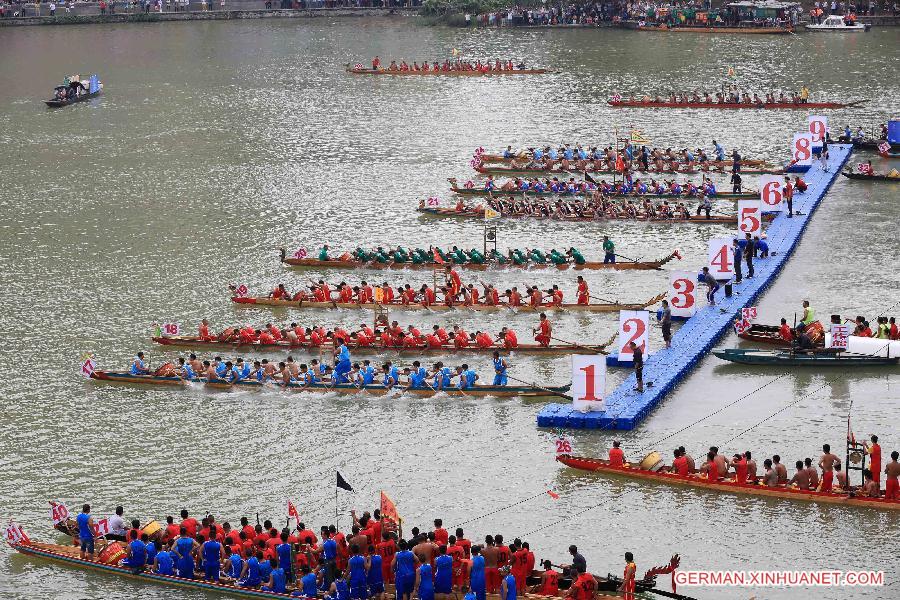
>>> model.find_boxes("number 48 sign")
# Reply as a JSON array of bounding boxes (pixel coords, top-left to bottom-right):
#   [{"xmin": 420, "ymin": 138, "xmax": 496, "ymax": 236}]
[{"xmin": 571, "ymin": 355, "xmax": 606, "ymax": 412}]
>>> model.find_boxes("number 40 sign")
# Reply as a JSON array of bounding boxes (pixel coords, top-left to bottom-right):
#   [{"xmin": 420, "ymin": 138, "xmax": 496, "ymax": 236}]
[{"xmin": 571, "ymin": 354, "xmax": 606, "ymax": 412}]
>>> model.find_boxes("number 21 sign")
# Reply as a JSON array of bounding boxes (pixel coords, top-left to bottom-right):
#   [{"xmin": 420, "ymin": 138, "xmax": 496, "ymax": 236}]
[{"xmin": 571, "ymin": 355, "xmax": 606, "ymax": 412}]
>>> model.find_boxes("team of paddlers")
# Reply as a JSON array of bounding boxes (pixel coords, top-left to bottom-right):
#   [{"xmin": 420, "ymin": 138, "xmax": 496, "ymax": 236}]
[
  {"xmin": 622, "ymin": 87, "xmax": 813, "ymax": 106},
  {"xmin": 69, "ymin": 504, "xmax": 641, "ymax": 597},
  {"xmin": 608, "ymin": 435, "xmax": 900, "ymax": 499},
  {"xmin": 473, "ymin": 194, "xmax": 711, "ymax": 221},
  {"xmin": 371, "ymin": 57, "xmax": 528, "ymax": 73},
  {"xmin": 475, "ymin": 174, "xmax": 732, "ymax": 196},
  {"xmin": 321, "ymin": 245, "xmax": 589, "ymax": 267}
]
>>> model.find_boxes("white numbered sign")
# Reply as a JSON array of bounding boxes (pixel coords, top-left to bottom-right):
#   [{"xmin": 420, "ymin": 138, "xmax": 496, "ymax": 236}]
[
  {"xmin": 808, "ymin": 115, "xmax": 827, "ymax": 145},
  {"xmin": 49, "ymin": 502, "xmax": 70, "ymax": 525},
  {"xmin": 571, "ymin": 355, "xmax": 606, "ymax": 412},
  {"xmin": 554, "ymin": 436, "xmax": 573, "ymax": 455},
  {"xmin": 5, "ymin": 521, "xmax": 29, "ymax": 545},
  {"xmin": 80, "ymin": 357, "xmax": 95, "ymax": 379},
  {"xmin": 233, "ymin": 284, "xmax": 248, "ymax": 298},
  {"xmin": 741, "ymin": 307, "xmax": 758, "ymax": 321},
  {"xmin": 669, "ymin": 271, "xmax": 698, "ymax": 318},
  {"xmin": 293, "ymin": 248, "xmax": 308, "ymax": 259},
  {"xmin": 759, "ymin": 175, "xmax": 784, "ymax": 212},
  {"xmin": 707, "ymin": 238, "xmax": 734, "ymax": 280},
  {"xmin": 792, "ymin": 133, "xmax": 814, "ymax": 166},
  {"xmin": 161, "ymin": 323, "xmax": 180, "ymax": 337},
  {"xmin": 93, "ymin": 518, "xmax": 110, "ymax": 537},
  {"xmin": 617, "ymin": 310, "xmax": 650, "ymax": 363},
  {"xmin": 737, "ymin": 200, "xmax": 762, "ymax": 235},
  {"xmin": 829, "ymin": 323, "xmax": 850, "ymax": 349},
  {"xmin": 733, "ymin": 318, "xmax": 752, "ymax": 334},
  {"xmin": 426, "ymin": 197, "xmax": 440, "ymax": 207}
]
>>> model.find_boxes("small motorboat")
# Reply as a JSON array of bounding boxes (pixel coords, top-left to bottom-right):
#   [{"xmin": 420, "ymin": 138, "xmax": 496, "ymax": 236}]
[
  {"xmin": 805, "ymin": 15, "xmax": 870, "ymax": 32},
  {"xmin": 713, "ymin": 347, "xmax": 898, "ymax": 367},
  {"xmin": 45, "ymin": 74, "xmax": 102, "ymax": 108}
]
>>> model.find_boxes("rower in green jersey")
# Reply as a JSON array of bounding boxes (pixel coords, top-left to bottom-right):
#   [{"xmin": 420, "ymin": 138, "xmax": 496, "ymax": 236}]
[
  {"xmin": 510, "ymin": 249, "xmax": 527, "ymax": 265},
  {"xmin": 469, "ymin": 249, "xmax": 486, "ymax": 264},
  {"xmin": 530, "ymin": 249, "xmax": 547, "ymax": 264},
  {"xmin": 490, "ymin": 249, "xmax": 508, "ymax": 264},
  {"xmin": 411, "ymin": 248, "xmax": 428, "ymax": 264},
  {"xmin": 318, "ymin": 245, "xmax": 330, "ymax": 261},
  {"xmin": 353, "ymin": 247, "xmax": 369, "ymax": 261},
  {"xmin": 548, "ymin": 249, "xmax": 567, "ymax": 265},
  {"xmin": 374, "ymin": 247, "xmax": 389, "ymax": 263},
  {"xmin": 568, "ymin": 247, "xmax": 586, "ymax": 265},
  {"xmin": 393, "ymin": 247, "xmax": 409, "ymax": 262}
]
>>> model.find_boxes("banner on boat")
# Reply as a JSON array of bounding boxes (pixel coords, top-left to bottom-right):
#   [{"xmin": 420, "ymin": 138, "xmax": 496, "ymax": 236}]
[
  {"xmin": 93, "ymin": 517, "xmax": 110, "ymax": 537},
  {"xmin": 571, "ymin": 354, "xmax": 606, "ymax": 412},
  {"xmin": 617, "ymin": 310, "xmax": 650, "ymax": 363},
  {"xmin": 791, "ymin": 133, "xmax": 814, "ymax": 167},
  {"xmin": 828, "ymin": 324, "xmax": 850, "ymax": 350},
  {"xmin": 808, "ymin": 115, "xmax": 827, "ymax": 148},
  {"xmin": 554, "ymin": 436, "xmax": 573, "ymax": 455},
  {"xmin": 80, "ymin": 355, "xmax": 95, "ymax": 379},
  {"xmin": 232, "ymin": 284, "xmax": 248, "ymax": 298},
  {"xmin": 759, "ymin": 175, "xmax": 785, "ymax": 211},
  {"xmin": 484, "ymin": 208, "xmax": 501, "ymax": 221},
  {"xmin": 161, "ymin": 323, "xmax": 180, "ymax": 337},
  {"xmin": 707, "ymin": 238, "xmax": 735, "ymax": 280},
  {"xmin": 737, "ymin": 200, "xmax": 762, "ymax": 236},
  {"xmin": 293, "ymin": 248, "xmax": 308, "ymax": 259},
  {"xmin": 5, "ymin": 521, "xmax": 30, "ymax": 546},
  {"xmin": 49, "ymin": 502, "xmax": 70, "ymax": 525},
  {"xmin": 669, "ymin": 271, "xmax": 698, "ymax": 318}
]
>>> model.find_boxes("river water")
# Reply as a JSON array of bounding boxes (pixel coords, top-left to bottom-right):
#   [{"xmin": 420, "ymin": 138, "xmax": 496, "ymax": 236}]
[{"xmin": 0, "ymin": 17, "xmax": 898, "ymax": 600}]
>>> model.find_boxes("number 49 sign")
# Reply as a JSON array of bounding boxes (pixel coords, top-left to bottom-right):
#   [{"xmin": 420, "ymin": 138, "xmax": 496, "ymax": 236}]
[{"xmin": 571, "ymin": 355, "xmax": 606, "ymax": 412}]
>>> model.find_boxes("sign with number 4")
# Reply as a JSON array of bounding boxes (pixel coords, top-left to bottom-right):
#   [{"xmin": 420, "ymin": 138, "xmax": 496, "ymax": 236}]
[{"xmin": 571, "ymin": 354, "xmax": 606, "ymax": 412}]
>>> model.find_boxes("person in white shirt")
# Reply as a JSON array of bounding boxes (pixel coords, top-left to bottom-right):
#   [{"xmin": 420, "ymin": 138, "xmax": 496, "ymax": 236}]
[{"xmin": 107, "ymin": 506, "xmax": 127, "ymax": 541}]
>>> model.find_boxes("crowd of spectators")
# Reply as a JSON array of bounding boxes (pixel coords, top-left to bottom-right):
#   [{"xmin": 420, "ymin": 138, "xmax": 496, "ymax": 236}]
[{"xmin": 0, "ymin": 0, "xmax": 418, "ymax": 17}]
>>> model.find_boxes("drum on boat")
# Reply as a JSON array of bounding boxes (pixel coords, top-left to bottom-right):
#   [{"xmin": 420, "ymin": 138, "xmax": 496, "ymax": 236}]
[
  {"xmin": 98, "ymin": 541, "xmax": 126, "ymax": 565},
  {"xmin": 153, "ymin": 362, "xmax": 176, "ymax": 377},
  {"xmin": 639, "ymin": 451, "xmax": 665, "ymax": 472},
  {"xmin": 141, "ymin": 520, "xmax": 163, "ymax": 542}
]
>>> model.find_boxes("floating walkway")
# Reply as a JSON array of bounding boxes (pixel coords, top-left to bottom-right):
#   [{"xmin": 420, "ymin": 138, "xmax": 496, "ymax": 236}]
[{"xmin": 537, "ymin": 144, "xmax": 853, "ymax": 431}]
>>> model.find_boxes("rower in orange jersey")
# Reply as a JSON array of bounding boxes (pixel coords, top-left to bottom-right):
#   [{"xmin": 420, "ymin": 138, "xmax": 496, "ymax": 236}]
[
  {"xmin": 619, "ymin": 552, "xmax": 636, "ymax": 600},
  {"xmin": 466, "ymin": 284, "xmax": 480, "ymax": 305},
  {"xmin": 475, "ymin": 331, "xmax": 494, "ymax": 348},
  {"xmin": 292, "ymin": 288, "xmax": 308, "ymax": 301},
  {"xmin": 483, "ymin": 283, "xmax": 500, "ymax": 306},
  {"xmin": 312, "ymin": 285, "xmax": 327, "ymax": 302},
  {"xmin": 549, "ymin": 285, "xmax": 564, "ymax": 307},
  {"xmin": 198, "ymin": 319, "xmax": 214, "ymax": 341},
  {"xmin": 401, "ymin": 285, "xmax": 417, "ymax": 305},
  {"xmin": 425, "ymin": 331, "xmax": 443, "ymax": 348},
  {"xmin": 508, "ymin": 287, "xmax": 523, "ymax": 307},
  {"xmin": 359, "ymin": 323, "xmax": 374, "ymax": 340},
  {"xmin": 380, "ymin": 283, "xmax": 395, "ymax": 304},
  {"xmin": 267, "ymin": 323, "xmax": 283, "ymax": 341},
  {"xmin": 388, "ymin": 321, "xmax": 403, "ymax": 339},
  {"xmin": 609, "ymin": 441, "xmax": 625, "ymax": 467},
  {"xmin": 534, "ymin": 560, "xmax": 559, "ymax": 596},
  {"xmin": 379, "ymin": 329, "xmax": 394, "ymax": 348},
  {"xmin": 452, "ymin": 326, "xmax": 469, "ymax": 348},
  {"xmin": 866, "ymin": 435, "xmax": 882, "ymax": 488},
  {"xmin": 271, "ymin": 284, "xmax": 289, "ymax": 300},
  {"xmin": 258, "ymin": 329, "xmax": 276, "ymax": 344},
  {"xmin": 433, "ymin": 325, "xmax": 449, "ymax": 345},
  {"xmin": 360, "ymin": 281, "xmax": 374, "ymax": 303},
  {"xmin": 339, "ymin": 284, "xmax": 354, "ymax": 303},
  {"xmin": 576, "ymin": 276, "xmax": 590, "ymax": 305},
  {"xmin": 420, "ymin": 285, "xmax": 436, "ymax": 307},
  {"xmin": 309, "ymin": 328, "xmax": 325, "ymax": 347},
  {"xmin": 407, "ymin": 325, "xmax": 423, "ymax": 345},
  {"xmin": 534, "ymin": 313, "xmax": 552, "ymax": 347},
  {"xmin": 318, "ymin": 280, "xmax": 332, "ymax": 302},
  {"xmin": 528, "ymin": 286, "xmax": 542, "ymax": 308},
  {"xmin": 238, "ymin": 326, "xmax": 256, "ymax": 344},
  {"xmin": 440, "ymin": 286, "xmax": 455, "ymax": 307},
  {"xmin": 731, "ymin": 453, "xmax": 748, "ymax": 484},
  {"xmin": 447, "ymin": 268, "xmax": 462, "ymax": 299},
  {"xmin": 701, "ymin": 451, "xmax": 719, "ymax": 480},
  {"xmin": 496, "ymin": 327, "xmax": 518, "ymax": 349}
]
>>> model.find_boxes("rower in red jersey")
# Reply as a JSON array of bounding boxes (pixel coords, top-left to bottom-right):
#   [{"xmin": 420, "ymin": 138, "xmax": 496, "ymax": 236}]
[
  {"xmin": 453, "ymin": 326, "xmax": 469, "ymax": 348},
  {"xmin": 778, "ymin": 318, "xmax": 794, "ymax": 342},
  {"xmin": 271, "ymin": 284, "xmax": 288, "ymax": 300},
  {"xmin": 576, "ymin": 276, "xmax": 590, "ymax": 305},
  {"xmin": 550, "ymin": 285, "xmax": 564, "ymax": 307},
  {"xmin": 441, "ymin": 286, "xmax": 455, "ymax": 307},
  {"xmin": 671, "ymin": 449, "xmax": 690, "ymax": 476},
  {"xmin": 239, "ymin": 326, "xmax": 256, "ymax": 344},
  {"xmin": 534, "ymin": 313, "xmax": 552, "ymax": 347},
  {"xmin": 309, "ymin": 328, "xmax": 325, "ymax": 347},
  {"xmin": 379, "ymin": 329, "xmax": 394, "ymax": 348},
  {"xmin": 866, "ymin": 435, "xmax": 882, "ymax": 487},
  {"xmin": 317, "ymin": 280, "xmax": 331, "ymax": 301},
  {"xmin": 609, "ymin": 441, "xmax": 625, "ymax": 467},
  {"xmin": 293, "ymin": 323, "xmax": 307, "ymax": 342},
  {"xmin": 267, "ymin": 323, "xmax": 283, "ymax": 341},
  {"xmin": 360, "ymin": 323, "xmax": 374, "ymax": 340},
  {"xmin": 512, "ymin": 544, "xmax": 529, "ymax": 592},
  {"xmin": 432, "ymin": 519, "xmax": 448, "ymax": 546},
  {"xmin": 401, "ymin": 285, "xmax": 417, "ymax": 305},
  {"xmin": 425, "ymin": 330, "xmax": 443, "ymax": 348},
  {"xmin": 433, "ymin": 325, "xmax": 449, "ymax": 345},
  {"xmin": 339, "ymin": 285, "xmax": 353, "ymax": 303},
  {"xmin": 447, "ymin": 268, "xmax": 462, "ymax": 299},
  {"xmin": 467, "ymin": 284, "xmax": 480, "ymax": 305},
  {"xmin": 508, "ymin": 287, "xmax": 523, "ymax": 307},
  {"xmin": 731, "ymin": 453, "xmax": 748, "ymax": 484},
  {"xmin": 387, "ymin": 321, "xmax": 402, "ymax": 339},
  {"xmin": 292, "ymin": 288, "xmax": 308, "ymax": 301},
  {"xmin": 421, "ymin": 285, "xmax": 436, "ymax": 307},
  {"xmin": 313, "ymin": 285, "xmax": 327, "ymax": 302},
  {"xmin": 484, "ymin": 284, "xmax": 500, "ymax": 306},
  {"xmin": 407, "ymin": 325, "xmax": 423, "ymax": 345},
  {"xmin": 475, "ymin": 331, "xmax": 494, "ymax": 348},
  {"xmin": 495, "ymin": 535, "xmax": 510, "ymax": 578},
  {"xmin": 447, "ymin": 535, "xmax": 464, "ymax": 588},
  {"xmin": 198, "ymin": 319, "xmax": 214, "ymax": 341},
  {"xmin": 360, "ymin": 281, "xmax": 373, "ymax": 303},
  {"xmin": 372, "ymin": 56, "xmax": 381, "ymax": 70},
  {"xmin": 536, "ymin": 560, "xmax": 559, "ymax": 596},
  {"xmin": 529, "ymin": 286, "xmax": 542, "ymax": 307},
  {"xmin": 620, "ymin": 552, "xmax": 637, "ymax": 600},
  {"xmin": 496, "ymin": 327, "xmax": 518, "ymax": 349},
  {"xmin": 380, "ymin": 283, "xmax": 395, "ymax": 304},
  {"xmin": 258, "ymin": 330, "xmax": 276, "ymax": 344},
  {"xmin": 376, "ymin": 532, "xmax": 397, "ymax": 583},
  {"xmin": 454, "ymin": 528, "xmax": 471, "ymax": 559}
]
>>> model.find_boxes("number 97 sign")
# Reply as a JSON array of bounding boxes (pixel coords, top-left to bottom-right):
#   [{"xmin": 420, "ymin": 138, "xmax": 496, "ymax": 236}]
[{"xmin": 571, "ymin": 354, "xmax": 606, "ymax": 412}]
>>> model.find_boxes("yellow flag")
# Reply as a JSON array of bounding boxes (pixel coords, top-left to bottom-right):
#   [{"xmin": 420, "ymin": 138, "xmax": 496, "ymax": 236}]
[
  {"xmin": 727, "ymin": 66, "xmax": 735, "ymax": 77},
  {"xmin": 484, "ymin": 208, "xmax": 500, "ymax": 221},
  {"xmin": 630, "ymin": 129, "xmax": 650, "ymax": 145},
  {"xmin": 452, "ymin": 48, "xmax": 460, "ymax": 57}
]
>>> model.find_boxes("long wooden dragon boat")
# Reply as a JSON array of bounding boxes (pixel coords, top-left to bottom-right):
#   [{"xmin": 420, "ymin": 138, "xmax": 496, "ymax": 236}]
[
  {"xmin": 152, "ymin": 335, "xmax": 614, "ymax": 355},
  {"xmin": 633, "ymin": 24, "xmax": 794, "ymax": 34},
  {"xmin": 712, "ymin": 348, "xmax": 899, "ymax": 367},
  {"xmin": 608, "ymin": 99, "xmax": 861, "ymax": 109},
  {"xmin": 557, "ymin": 454, "xmax": 900, "ymax": 511},
  {"xmin": 346, "ymin": 67, "xmax": 555, "ymax": 76},
  {"xmin": 474, "ymin": 164, "xmax": 781, "ymax": 177},
  {"xmin": 7, "ymin": 537, "xmax": 662, "ymax": 600},
  {"xmin": 279, "ymin": 248, "xmax": 681, "ymax": 272},
  {"xmin": 449, "ymin": 178, "xmax": 758, "ymax": 199},
  {"xmin": 841, "ymin": 171, "xmax": 900, "ymax": 182},
  {"xmin": 90, "ymin": 370, "xmax": 571, "ymax": 398},
  {"xmin": 418, "ymin": 205, "xmax": 774, "ymax": 226},
  {"xmin": 478, "ymin": 153, "xmax": 768, "ymax": 167},
  {"xmin": 231, "ymin": 293, "xmax": 666, "ymax": 313}
]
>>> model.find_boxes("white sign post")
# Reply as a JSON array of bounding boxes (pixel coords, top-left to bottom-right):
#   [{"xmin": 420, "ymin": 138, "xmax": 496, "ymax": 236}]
[
  {"xmin": 669, "ymin": 271, "xmax": 698, "ymax": 318},
  {"xmin": 737, "ymin": 200, "xmax": 762, "ymax": 236},
  {"xmin": 161, "ymin": 323, "xmax": 180, "ymax": 337},
  {"xmin": 707, "ymin": 238, "xmax": 734, "ymax": 280},
  {"xmin": 829, "ymin": 324, "xmax": 850, "ymax": 350},
  {"xmin": 554, "ymin": 436, "xmax": 574, "ymax": 456},
  {"xmin": 571, "ymin": 355, "xmax": 606, "ymax": 412},
  {"xmin": 808, "ymin": 115, "xmax": 828, "ymax": 149},
  {"xmin": 617, "ymin": 310, "xmax": 650, "ymax": 363},
  {"xmin": 49, "ymin": 502, "xmax": 70, "ymax": 526},
  {"xmin": 759, "ymin": 175, "xmax": 785, "ymax": 212},
  {"xmin": 792, "ymin": 133, "xmax": 815, "ymax": 167}
]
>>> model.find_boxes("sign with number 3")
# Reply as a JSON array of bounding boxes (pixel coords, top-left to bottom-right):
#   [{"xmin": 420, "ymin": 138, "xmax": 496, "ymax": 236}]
[
  {"xmin": 669, "ymin": 271, "xmax": 697, "ymax": 318},
  {"xmin": 571, "ymin": 355, "xmax": 606, "ymax": 412}
]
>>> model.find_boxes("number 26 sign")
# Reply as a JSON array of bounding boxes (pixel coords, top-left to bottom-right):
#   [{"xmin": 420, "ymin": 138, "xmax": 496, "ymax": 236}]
[{"xmin": 571, "ymin": 354, "xmax": 606, "ymax": 412}]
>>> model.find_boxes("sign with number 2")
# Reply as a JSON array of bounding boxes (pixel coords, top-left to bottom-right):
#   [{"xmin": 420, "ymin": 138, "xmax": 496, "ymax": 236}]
[{"xmin": 617, "ymin": 310, "xmax": 650, "ymax": 363}]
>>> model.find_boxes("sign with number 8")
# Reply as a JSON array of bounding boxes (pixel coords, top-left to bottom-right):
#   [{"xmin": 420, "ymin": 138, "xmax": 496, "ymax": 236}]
[{"xmin": 792, "ymin": 133, "xmax": 814, "ymax": 166}]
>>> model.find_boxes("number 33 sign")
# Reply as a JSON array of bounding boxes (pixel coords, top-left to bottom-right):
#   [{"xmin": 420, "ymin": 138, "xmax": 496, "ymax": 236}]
[{"xmin": 571, "ymin": 355, "xmax": 606, "ymax": 412}]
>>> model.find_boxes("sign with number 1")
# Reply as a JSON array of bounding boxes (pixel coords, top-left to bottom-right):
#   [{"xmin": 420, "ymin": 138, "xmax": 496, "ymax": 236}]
[
  {"xmin": 571, "ymin": 355, "xmax": 606, "ymax": 412},
  {"xmin": 617, "ymin": 310, "xmax": 650, "ymax": 363}
]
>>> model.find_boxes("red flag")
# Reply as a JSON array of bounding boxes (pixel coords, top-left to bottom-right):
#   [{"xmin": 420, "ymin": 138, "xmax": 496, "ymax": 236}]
[
  {"xmin": 546, "ymin": 490, "xmax": 560, "ymax": 500},
  {"xmin": 380, "ymin": 491, "xmax": 402, "ymax": 530},
  {"xmin": 287, "ymin": 500, "xmax": 300, "ymax": 521}
]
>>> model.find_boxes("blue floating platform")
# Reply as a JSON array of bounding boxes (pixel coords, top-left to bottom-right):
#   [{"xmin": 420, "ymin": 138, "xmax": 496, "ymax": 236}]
[{"xmin": 537, "ymin": 145, "xmax": 853, "ymax": 431}]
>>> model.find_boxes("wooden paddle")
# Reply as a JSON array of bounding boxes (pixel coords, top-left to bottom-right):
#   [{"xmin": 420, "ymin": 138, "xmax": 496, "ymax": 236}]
[
  {"xmin": 549, "ymin": 335, "xmax": 608, "ymax": 355},
  {"xmin": 589, "ymin": 293, "xmax": 618, "ymax": 305},
  {"xmin": 506, "ymin": 374, "xmax": 572, "ymax": 401}
]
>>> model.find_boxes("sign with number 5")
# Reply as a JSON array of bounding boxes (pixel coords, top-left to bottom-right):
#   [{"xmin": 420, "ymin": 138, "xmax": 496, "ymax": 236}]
[
  {"xmin": 737, "ymin": 200, "xmax": 762, "ymax": 235},
  {"xmin": 792, "ymin": 133, "xmax": 814, "ymax": 166},
  {"xmin": 759, "ymin": 175, "xmax": 784, "ymax": 211},
  {"xmin": 617, "ymin": 310, "xmax": 650, "ymax": 363},
  {"xmin": 571, "ymin": 354, "xmax": 606, "ymax": 412},
  {"xmin": 669, "ymin": 271, "xmax": 697, "ymax": 318},
  {"xmin": 554, "ymin": 437, "xmax": 574, "ymax": 455},
  {"xmin": 808, "ymin": 115, "xmax": 827, "ymax": 146}
]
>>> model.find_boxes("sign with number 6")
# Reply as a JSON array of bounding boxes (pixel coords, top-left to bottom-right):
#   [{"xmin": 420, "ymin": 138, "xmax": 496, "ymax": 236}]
[
  {"xmin": 808, "ymin": 115, "xmax": 827, "ymax": 145},
  {"xmin": 792, "ymin": 133, "xmax": 814, "ymax": 166},
  {"xmin": 669, "ymin": 271, "xmax": 697, "ymax": 318},
  {"xmin": 571, "ymin": 354, "xmax": 606, "ymax": 412},
  {"xmin": 759, "ymin": 175, "xmax": 784, "ymax": 211},
  {"xmin": 737, "ymin": 200, "xmax": 762, "ymax": 235},
  {"xmin": 707, "ymin": 238, "xmax": 735, "ymax": 280},
  {"xmin": 617, "ymin": 310, "xmax": 650, "ymax": 363}
]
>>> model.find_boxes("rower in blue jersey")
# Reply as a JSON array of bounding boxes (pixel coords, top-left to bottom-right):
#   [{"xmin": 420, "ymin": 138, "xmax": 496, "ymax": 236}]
[
  {"xmin": 154, "ymin": 548, "xmax": 175, "ymax": 576},
  {"xmin": 129, "ymin": 352, "xmax": 149, "ymax": 376},
  {"xmin": 393, "ymin": 541, "xmax": 416, "ymax": 600},
  {"xmin": 434, "ymin": 548, "xmax": 453, "ymax": 596},
  {"xmin": 686, "ymin": 183, "xmax": 698, "ymax": 196},
  {"xmin": 176, "ymin": 357, "xmax": 195, "ymax": 380},
  {"xmin": 122, "ymin": 532, "xmax": 147, "ymax": 571},
  {"xmin": 407, "ymin": 361, "xmax": 427, "ymax": 389},
  {"xmin": 333, "ymin": 340, "xmax": 352, "ymax": 384},
  {"xmin": 456, "ymin": 364, "xmax": 478, "ymax": 389},
  {"xmin": 368, "ymin": 547, "xmax": 384, "ymax": 598},
  {"xmin": 240, "ymin": 551, "xmax": 263, "ymax": 587},
  {"xmin": 484, "ymin": 176, "xmax": 495, "ymax": 191},
  {"xmin": 500, "ymin": 569, "xmax": 517, "ymax": 600},
  {"xmin": 685, "ymin": 149, "xmax": 695, "ymax": 163},
  {"xmin": 213, "ymin": 357, "xmax": 227, "ymax": 378},
  {"xmin": 593, "ymin": 148, "xmax": 604, "ymax": 160},
  {"xmin": 671, "ymin": 183, "xmax": 683, "ymax": 195},
  {"xmin": 348, "ymin": 545, "xmax": 368, "ymax": 599},
  {"xmin": 258, "ymin": 555, "xmax": 273, "ymax": 582},
  {"xmin": 470, "ymin": 546, "xmax": 486, "ymax": 600},
  {"xmin": 263, "ymin": 556, "xmax": 288, "ymax": 593},
  {"xmin": 503, "ymin": 146, "xmax": 514, "ymax": 159},
  {"xmin": 492, "ymin": 352, "xmax": 508, "ymax": 386},
  {"xmin": 432, "ymin": 362, "xmax": 452, "ymax": 389},
  {"xmin": 705, "ymin": 180, "xmax": 717, "ymax": 196},
  {"xmin": 202, "ymin": 528, "xmax": 223, "ymax": 581},
  {"xmin": 563, "ymin": 146, "xmax": 574, "ymax": 161},
  {"xmin": 236, "ymin": 358, "xmax": 251, "ymax": 380},
  {"xmin": 714, "ymin": 140, "xmax": 725, "ymax": 162},
  {"xmin": 332, "ymin": 573, "xmax": 351, "ymax": 600},
  {"xmin": 300, "ymin": 565, "xmax": 319, "ymax": 597},
  {"xmin": 174, "ymin": 530, "xmax": 197, "ymax": 579},
  {"xmin": 361, "ymin": 360, "xmax": 375, "ymax": 385},
  {"xmin": 416, "ymin": 563, "xmax": 434, "ymax": 600},
  {"xmin": 636, "ymin": 181, "xmax": 648, "ymax": 195},
  {"xmin": 227, "ymin": 548, "xmax": 244, "ymax": 579},
  {"xmin": 533, "ymin": 180, "xmax": 546, "ymax": 193},
  {"xmin": 533, "ymin": 147, "xmax": 543, "ymax": 160},
  {"xmin": 577, "ymin": 147, "xmax": 588, "ymax": 160},
  {"xmin": 518, "ymin": 180, "xmax": 529, "ymax": 191},
  {"xmin": 275, "ymin": 531, "xmax": 293, "ymax": 582},
  {"xmin": 145, "ymin": 539, "xmax": 157, "ymax": 565}
]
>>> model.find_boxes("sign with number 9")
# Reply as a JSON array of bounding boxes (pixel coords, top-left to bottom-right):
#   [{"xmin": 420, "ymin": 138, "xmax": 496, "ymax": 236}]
[{"xmin": 808, "ymin": 115, "xmax": 827, "ymax": 144}]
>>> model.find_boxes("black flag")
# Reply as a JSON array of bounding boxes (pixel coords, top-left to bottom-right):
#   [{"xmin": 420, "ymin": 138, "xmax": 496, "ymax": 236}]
[
  {"xmin": 336, "ymin": 471, "xmax": 354, "ymax": 492},
  {"xmin": 584, "ymin": 171, "xmax": 597, "ymax": 185}
]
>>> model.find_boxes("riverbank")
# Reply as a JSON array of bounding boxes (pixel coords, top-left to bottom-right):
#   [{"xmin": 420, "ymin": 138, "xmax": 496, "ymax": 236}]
[{"xmin": 0, "ymin": 5, "xmax": 417, "ymax": 26}]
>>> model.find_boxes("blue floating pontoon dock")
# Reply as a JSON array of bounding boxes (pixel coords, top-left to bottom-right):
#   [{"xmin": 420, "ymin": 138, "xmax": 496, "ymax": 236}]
[{"xmin": 537, "ymin": 144, "xmax": 853, "ymax": 431}]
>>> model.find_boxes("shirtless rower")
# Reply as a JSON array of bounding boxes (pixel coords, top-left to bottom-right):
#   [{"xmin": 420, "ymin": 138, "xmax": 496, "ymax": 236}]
[
  {"xmin": 884, "ymin": 451, "xmax": 900, "ymax": 501},
  {"xmin": 788, "ymin": 460, "xmax": 811, "ymax": 490},
  {"xmin": 772, "ymin": 455, "xmax": 788, "ymax": 483},
  {"xmin": 861, "ymin": 469, "xmax": 879, "ymax": 497},
  {"xmin": 818, "ymin": 444, "xmax": 841, "ymax": 493},
  {"xmin": 482, "ymin": 536, "xmax": 500, "ymax": 593}
]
